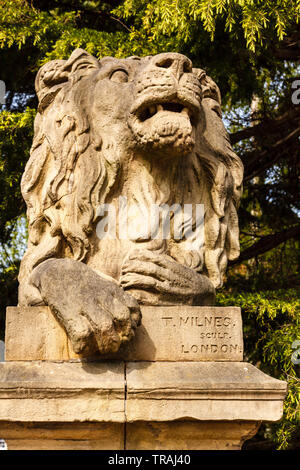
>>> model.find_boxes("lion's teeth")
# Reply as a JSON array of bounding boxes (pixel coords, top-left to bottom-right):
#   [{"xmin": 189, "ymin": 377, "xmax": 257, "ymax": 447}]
[
  {"xmin": 181, "ymin": 107, "xmax": 190, "ymax": 116},
  {"xmin": 157, "ymin": 105, "xmax": 163, "ymax": 112}
]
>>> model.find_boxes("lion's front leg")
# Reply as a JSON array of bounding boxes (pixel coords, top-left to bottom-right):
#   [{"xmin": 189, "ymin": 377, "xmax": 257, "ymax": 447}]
[
  {"xmin": 120, "ymin": 249, "xmax": 216, "ymax": 306},
  {"xmin": 29, "ymin": 258, "xmax": 141, "ymax": 355}
]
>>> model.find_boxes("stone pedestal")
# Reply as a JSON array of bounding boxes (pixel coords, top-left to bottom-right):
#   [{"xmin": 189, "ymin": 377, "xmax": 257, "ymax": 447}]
[
  {"xmin": 5, "ymin": 305, "xmax": 244, "ymax": 362},
  {"xmin": 0, "ymin": 306, "xmax": 287, "ymax": 450}
]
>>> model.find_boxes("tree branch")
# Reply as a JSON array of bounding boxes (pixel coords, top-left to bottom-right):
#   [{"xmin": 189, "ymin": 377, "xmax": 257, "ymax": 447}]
[
  {"xmin": 230, "ymin": 106, "xmax": 300, "ymax": 145},
  {"xmin": 230, "ymin": 224, "xmax": 300, "ymax": 265},
  {"xmin": 274, "ymin": 28, "xmax": 300, "ymax": 61},
  {"xmin": 243, "ymin": 126, "xmax": 300, "ymax": 180}
]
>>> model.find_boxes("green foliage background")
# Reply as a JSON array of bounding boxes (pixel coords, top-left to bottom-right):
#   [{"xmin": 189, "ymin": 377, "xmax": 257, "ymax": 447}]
[{"xmin": 0, "ymin": 0, "xmax": 299, "ymax": 449}]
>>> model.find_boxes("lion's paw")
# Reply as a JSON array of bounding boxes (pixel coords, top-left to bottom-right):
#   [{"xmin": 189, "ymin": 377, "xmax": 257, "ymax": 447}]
[{"xmin": 30, "ymin": 258, "xmax": 141, "ymax": 355}]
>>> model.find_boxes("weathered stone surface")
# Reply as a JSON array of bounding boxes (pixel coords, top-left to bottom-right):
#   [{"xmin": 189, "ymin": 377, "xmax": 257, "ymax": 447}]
[
  {"xmin": 0, "ymin": 362, "xmax": 125, "ymax": 422},
  {"xmin": 18, "ymin": 49, "xmax": 243, "ymax": 356},
  {"xmin": 126, "ymin": 362, "xmax": 287, "ymax": 422},
  {"xmin": 0, "ymin": 360, "xmax": 287, "ymax": 449},
  {"xmin": 5, "ymin": 305, "xmax": 243, "ymax": 361},
  {"xmin": 0, "ymin": 421, "xmax": 260, "ymax": 450},
  {"xmin": 0, "ymin": 340, "xmax": 4, "ymax": 362},
  {"xmin": 1, "ymin": 422, "xmax": 124, "ymax": 450},
  {"xmin": 126, "ymin": 421, "xmax": 261, "ymax": 450},
  {"xmin": 5, "ymin": 306, "xmax": 77, "ymax": 361}
]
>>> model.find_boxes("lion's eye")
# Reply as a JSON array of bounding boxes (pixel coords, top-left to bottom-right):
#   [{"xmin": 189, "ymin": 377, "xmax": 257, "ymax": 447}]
[
  {"xmin": 203, "ymin": 98, "xmax": 222, "ymax": 118},
  {"xmin": 110, "ymin": 69, "xmax": 129, "ymax": 83},
  {"xmin": 211, "ymin": 102, "xmax": 222, "ymax": 118}
]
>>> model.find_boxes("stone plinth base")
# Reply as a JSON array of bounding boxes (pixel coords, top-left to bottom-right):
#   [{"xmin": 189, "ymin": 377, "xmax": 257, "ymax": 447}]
[
  {"xmin": 0, "ymin": 360, "xmax": 287, "ymax": 450},
  {"xmin": 0, "ymin": 422, "xmax": 124, "ymax": 450},
  {"xmin": 1, "ymin": 306, "xmax": 287, "ymax": 449},
  {"xmin": 125, "ymin": 421, "xmax": 261, "ymax": 450},
  {"xmin": 1, "ymin": 421, "xmax": 260, "ymax": 450}
]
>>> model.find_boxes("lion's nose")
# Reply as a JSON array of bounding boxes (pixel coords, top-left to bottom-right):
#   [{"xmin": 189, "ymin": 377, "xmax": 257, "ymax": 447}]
[{"xmin": 152, "ymin": 53, "xmax": 193, "ymax": 79}]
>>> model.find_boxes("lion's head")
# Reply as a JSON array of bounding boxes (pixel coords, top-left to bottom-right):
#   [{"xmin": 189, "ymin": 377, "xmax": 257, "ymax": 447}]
[{"xmin": 18, "ymin": 49, "xmax": 243, "ymax": 306}]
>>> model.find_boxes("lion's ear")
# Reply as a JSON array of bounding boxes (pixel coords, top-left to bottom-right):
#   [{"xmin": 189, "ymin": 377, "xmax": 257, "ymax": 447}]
[
  {"xmin": 193, "ymin": 68, "xmax": 221, "ymax": 105},
  {"xmin": 36, "ymin": 49, "xmax": 100, "ymax": 112},
  {"xmin": 202, "ymin": 74, "xmax": 222, "ymax": 105}
]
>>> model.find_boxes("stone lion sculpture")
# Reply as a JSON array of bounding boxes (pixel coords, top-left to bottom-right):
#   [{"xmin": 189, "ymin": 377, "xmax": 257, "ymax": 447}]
[{"xmin": 18, "ymin": 49, "xmax": 243, "ymax": 356}]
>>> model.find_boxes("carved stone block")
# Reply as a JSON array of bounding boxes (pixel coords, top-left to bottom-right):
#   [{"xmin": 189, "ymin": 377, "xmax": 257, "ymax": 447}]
[{"xmin": 5, "ymin": 305, "xmax": 243, "ymax": 361}]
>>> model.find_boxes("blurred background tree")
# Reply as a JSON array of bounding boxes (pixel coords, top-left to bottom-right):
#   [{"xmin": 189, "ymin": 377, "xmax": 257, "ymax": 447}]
[{"xmin": 0, "ymin": 0, "xmax": 299, "ymax": 449}]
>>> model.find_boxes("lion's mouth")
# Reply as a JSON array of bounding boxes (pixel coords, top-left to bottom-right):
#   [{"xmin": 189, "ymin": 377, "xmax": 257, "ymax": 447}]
[
  {"xmin": 134, "ymin": 100, "xmax": 198, "ymax": 126},
  {"xmin": 129, "ymin": 96, "xmax": 197, "ymax": 154}
]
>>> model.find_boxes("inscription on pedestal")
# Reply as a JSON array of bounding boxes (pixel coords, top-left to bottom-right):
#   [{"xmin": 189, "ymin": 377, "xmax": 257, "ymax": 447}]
[
  {"xmin": 119, "ymin": 306, "xmax": 243, "ymax": 362},
  {"xmin": 161, "ymin": 313, "xmax": 241, "ymax": 358}
]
